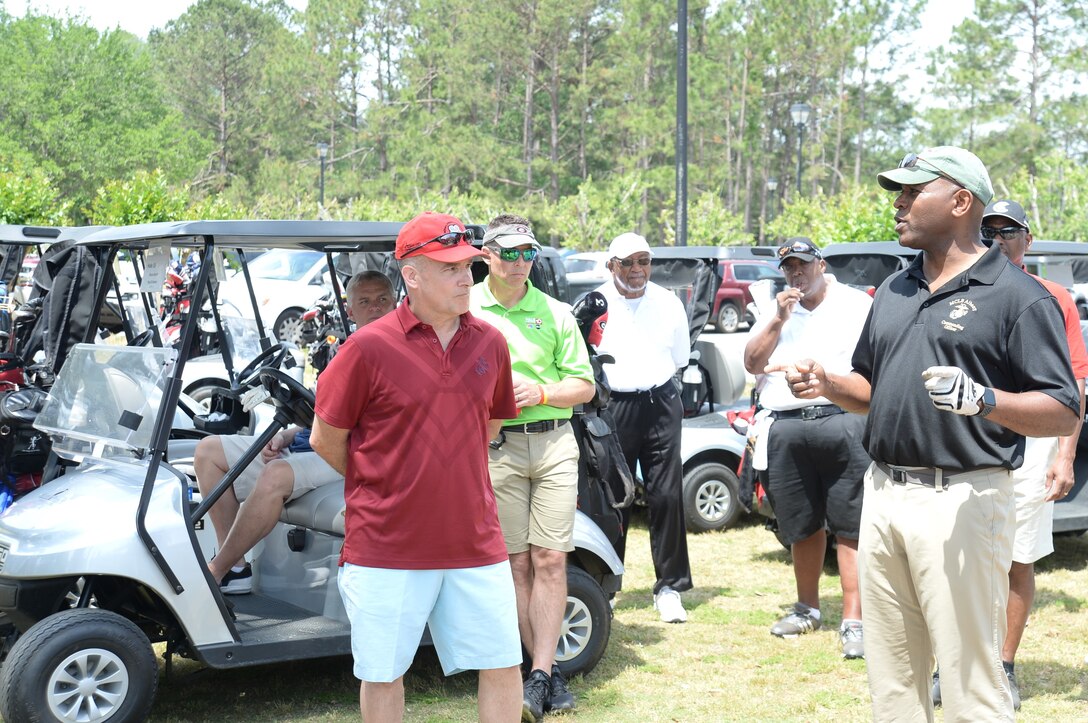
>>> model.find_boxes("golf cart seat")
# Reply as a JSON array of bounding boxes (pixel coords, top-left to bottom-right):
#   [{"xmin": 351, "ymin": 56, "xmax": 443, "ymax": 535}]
[
  {"xmin": 692, "ymin": 336, "xmax": 746, "ymax": 406},
  {"xmin": 279, "ymin": 479, "xmax": 346, "ymax": 537}
]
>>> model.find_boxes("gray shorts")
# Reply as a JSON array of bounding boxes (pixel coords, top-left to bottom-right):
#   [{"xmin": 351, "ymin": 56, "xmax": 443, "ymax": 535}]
[{"xmin": 220, "ymin": 434, "xmax": 341, "ymax": 502}]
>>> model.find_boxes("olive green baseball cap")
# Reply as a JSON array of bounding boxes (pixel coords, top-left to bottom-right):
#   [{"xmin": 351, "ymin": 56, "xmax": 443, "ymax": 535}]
[{"xmin": 877, "ymin": 146, "xmax": 994, "ymax": 205}]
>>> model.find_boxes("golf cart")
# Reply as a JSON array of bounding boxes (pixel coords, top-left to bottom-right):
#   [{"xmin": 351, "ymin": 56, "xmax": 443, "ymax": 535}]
[{"xmin": 0, "ymin": 221, "xmax": 623, "ymax": 722}]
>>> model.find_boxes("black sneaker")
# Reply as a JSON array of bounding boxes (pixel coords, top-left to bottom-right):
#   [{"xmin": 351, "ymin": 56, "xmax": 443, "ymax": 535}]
[
  {"xmin": 521, "ymin": 669, "xmax": 549, "ymax": 723},
  {"xmin": 1004, "ymin": 664, "xmax": 1021, "ymax": 711},
  {"xmin": 220, "ymin": 563, "xmax": 253, "ymax": 595},
  {"xmin": 548, "ymin": 663, "xmax": 576, "ymax": 712}
]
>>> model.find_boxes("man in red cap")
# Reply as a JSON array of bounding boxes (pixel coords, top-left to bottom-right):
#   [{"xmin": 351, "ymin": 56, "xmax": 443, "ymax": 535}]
[{"xmin": 312, "ymin": 212, "xmax": 523, "ymax": 722}]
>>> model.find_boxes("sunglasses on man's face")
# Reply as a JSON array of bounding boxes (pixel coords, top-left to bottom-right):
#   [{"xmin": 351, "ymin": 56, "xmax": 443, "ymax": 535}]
[
  {"xmin": 614, "ymin": 257, "xmax": 651, "ymax": 268},
  {"xmin": 495, "ymin": 247, "xmax": 538, "ymax": 262},
  {"xmin": 981, "ymin": 225, "xmax": 1024, "ymax": 241},
  {"xmin": 400, "ymin": 230, "xmax": 471, "ymax": 257},
  {"xmin": 898, "ymin": 153, "xmax": 965, "ymax": 190}
]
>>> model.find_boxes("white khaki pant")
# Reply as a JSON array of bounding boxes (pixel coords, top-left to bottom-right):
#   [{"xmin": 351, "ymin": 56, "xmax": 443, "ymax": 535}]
[{"xmin": 859, "ymin": 462, "xmax": 1015, "ymax": 722}]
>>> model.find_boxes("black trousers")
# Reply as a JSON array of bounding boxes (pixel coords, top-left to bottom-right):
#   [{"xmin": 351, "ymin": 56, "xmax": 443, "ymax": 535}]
[{"xmin": 611, "ymin": 381, "xmax": 692, "ymax": 594}]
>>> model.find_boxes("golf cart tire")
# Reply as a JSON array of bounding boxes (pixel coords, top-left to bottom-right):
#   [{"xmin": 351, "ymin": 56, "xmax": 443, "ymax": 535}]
[
  {"xmin": 0, "ymin": 608, "xmax": 157, "ymax": 723},
  {"xmin": 715, "ymin": 302, "xmax": 742, "ymax": 334},
  {"xmin": 683, "ymin": 462, "xmax": 742, "ymax": 533},
  {"xmin": 554, "ymin": 566, "xmax": 611, "ymax": 678},
  {"xmin": 274, "ymin": 308, "xmax": 304, "ymax": 347}
]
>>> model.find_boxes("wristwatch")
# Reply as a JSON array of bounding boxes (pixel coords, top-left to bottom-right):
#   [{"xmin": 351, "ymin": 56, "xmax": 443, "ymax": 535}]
[{"xmin": 976, "ymin": 387, "xmax": 996, "ymax": 418}]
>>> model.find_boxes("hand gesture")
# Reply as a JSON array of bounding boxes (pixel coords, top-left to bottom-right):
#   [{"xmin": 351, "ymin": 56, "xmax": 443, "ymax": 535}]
[
  {"xmin": 921, "ymin": 366, "xmax": 984, "ymax": 416},
  {"xmin": 764, "ymin": 358, "xmax": 827, "ymax": 400}
]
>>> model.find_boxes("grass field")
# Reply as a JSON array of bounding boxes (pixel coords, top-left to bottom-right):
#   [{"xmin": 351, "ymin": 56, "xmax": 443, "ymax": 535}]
[{"xmin": 150, "ymin": 513, "xmax": 1088, "ymax": 722}]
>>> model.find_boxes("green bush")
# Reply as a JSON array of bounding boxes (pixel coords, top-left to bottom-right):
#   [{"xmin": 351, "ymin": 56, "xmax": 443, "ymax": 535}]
[
  {"xmin": 0, "ymin": 165, "xmax": 70, "ymax": 224},
  {"xmin": 88, "ymin": 169, "xmax": 188, "ymax": 225}
]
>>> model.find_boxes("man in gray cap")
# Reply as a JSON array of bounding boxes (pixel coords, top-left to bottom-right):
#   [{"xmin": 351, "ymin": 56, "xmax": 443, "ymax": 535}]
[
  {"xmin": 471, "ymin": 214, "xmax": 595, "ymax": 722},
  {"xmin": 769, "ymin": 147, "xmax": 1080, "ymax": 720}
]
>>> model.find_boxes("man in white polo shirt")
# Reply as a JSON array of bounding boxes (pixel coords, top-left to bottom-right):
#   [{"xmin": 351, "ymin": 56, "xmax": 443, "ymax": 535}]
[
  {"xmin": 745, "ymin": 237, "xmax": 872, "ymax": 659},
  {"xmin": 595, "ymin": 232, "xmax": 692, "ymax": 623}
]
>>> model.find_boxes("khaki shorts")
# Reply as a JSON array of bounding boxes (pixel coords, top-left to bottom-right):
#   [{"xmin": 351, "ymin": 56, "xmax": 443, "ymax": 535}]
[
  {"xmin": 220, "ymin": 434, "xmax": 342, "ymax": 503},
  {"xmin": 488, "ymin": 423, "xmax": 579, "ymax": 553},
  {"xmin": 1011, "ymin": 435, "xmax": 1058, "ymax": 564}
]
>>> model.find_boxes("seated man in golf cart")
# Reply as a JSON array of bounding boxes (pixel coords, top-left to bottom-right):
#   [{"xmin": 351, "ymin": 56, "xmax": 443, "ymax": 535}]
[{"xmin": 194, "ymin": 270, "xmax": 396, "ymax": 593}]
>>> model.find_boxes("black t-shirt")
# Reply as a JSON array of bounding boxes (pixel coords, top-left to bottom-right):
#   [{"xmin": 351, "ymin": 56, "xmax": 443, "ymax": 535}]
[{"xmin": 852, "ymin": 243, "xmax": 1079, "ymax": 472}]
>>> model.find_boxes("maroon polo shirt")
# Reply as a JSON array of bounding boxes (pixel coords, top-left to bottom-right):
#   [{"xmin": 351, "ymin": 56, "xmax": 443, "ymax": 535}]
[{"xmin": 315, "ymin": 302, "xmax": 516, "ymax": 569}]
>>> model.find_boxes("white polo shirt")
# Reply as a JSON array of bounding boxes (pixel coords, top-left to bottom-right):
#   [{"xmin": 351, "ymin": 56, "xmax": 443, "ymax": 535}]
[
  {"xmin": 595, "ymin": 280, "xmax": 690, "ymax": 392},
  {"xmin": 752, "ymin": 278, "xmax": 872, "ymax": 411}
]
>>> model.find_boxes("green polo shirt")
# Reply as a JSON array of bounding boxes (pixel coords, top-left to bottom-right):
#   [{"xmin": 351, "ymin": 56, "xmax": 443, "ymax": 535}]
[{"xmin": 470, "ymin": 279, "xmax": 594, "ymax": 425}]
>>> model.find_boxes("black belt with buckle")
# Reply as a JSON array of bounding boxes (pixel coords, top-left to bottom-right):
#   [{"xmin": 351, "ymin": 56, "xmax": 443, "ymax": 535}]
[
  {"xmin": 504, "ymin": 418, "xmax": 569, "ymax": 434},
  {"xmin": 771, "ymin": 404, "xmax": 845, "ymax": 421}
]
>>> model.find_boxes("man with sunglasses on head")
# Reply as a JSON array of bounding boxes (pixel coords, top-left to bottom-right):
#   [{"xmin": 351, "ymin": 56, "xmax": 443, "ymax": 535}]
[
  {"xmin": 312, "ymin": 212, "xmax": 523, "ymax": 722},
  {"xmin": 594, "ymin": 232, "xmax": 693, "ymax": 624},
  {"xmin": 469, "ymin": 214, "xmax": 595, "ymax": 722},
  {"xmin": 768, "ymin": 147, "xmax": 1079, "ymax": 721},
  {"xmin": 933, "ymin": 199, "xmax": 1087, "ymax": 710},
  {"xmin": 744, "ymin": 237, "xmax": 871, "ymax": 660}
]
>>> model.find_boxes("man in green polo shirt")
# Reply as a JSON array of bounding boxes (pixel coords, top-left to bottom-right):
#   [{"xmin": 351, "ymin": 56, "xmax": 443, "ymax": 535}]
[{"xmin": 470, "ymin": 214, "xmax": 595, "ymax": 723}]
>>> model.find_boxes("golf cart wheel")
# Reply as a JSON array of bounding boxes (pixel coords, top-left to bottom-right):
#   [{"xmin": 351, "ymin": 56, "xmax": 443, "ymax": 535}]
[
  {"xmin": 273, "ymin": 309, "xmax": 304, "ymax": 347},
  {"xmin": 0, "ymin": 608, "xmax": 157, "ymax": 723},
  {"xmin": 554, "ymin": 566, "xmax": 611, "ymax": 678},
  {"xmin": 683, "ymin": 462, "xmax": 742, "ymax": 533},
  {"xmin": 715, "ymin": 303, "xmax": 741, "ymax": 334}
]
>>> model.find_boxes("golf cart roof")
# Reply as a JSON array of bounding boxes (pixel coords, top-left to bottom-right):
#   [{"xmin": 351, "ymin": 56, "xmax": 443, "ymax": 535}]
[
  {"xmin": 649, "ymin": 245, "xmax": 777, "ymax": 260},
  {"xmin": 75, "ymin": 220, "xmax": 404, "ymax": 252},
  {"xmin": 0, "ymin": 224, "xmax": 111, "ymax": 245}
]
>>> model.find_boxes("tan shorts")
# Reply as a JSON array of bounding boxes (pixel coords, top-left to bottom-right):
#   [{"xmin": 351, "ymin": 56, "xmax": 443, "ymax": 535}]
[
  {"xmin": 1010, "ymin": 435, "xmax": 1058, "ymax": 564},
  {"xmin": 220, "ymin": 434, "xmax": 342, "ymax": 503},
  {"xmin": 488, "ymin": 423, "xmax": 579, "ymax": 553}
]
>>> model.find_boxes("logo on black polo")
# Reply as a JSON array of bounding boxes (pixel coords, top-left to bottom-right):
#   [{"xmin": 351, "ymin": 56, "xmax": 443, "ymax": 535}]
[{"xmin": 941, "ymin": 297, "xmax": 976, "ymax": 331}]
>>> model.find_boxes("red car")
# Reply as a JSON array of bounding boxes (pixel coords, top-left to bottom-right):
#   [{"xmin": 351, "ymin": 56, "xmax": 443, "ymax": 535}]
[{"xmin": 711, "ymin": 259, "xmax": 783, "ymax": 333}]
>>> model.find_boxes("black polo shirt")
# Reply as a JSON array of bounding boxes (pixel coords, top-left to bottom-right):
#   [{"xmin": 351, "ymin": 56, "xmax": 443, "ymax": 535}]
[{"xmin": 852, "ymin": 243, "xmax": 1079, "ymax": 472}]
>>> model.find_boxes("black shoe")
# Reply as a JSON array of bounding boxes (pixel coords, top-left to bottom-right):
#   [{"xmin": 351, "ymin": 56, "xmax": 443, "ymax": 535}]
[
  {"xmin": 931, "ymin": 669, "xmax": 941, "ymax": 708},
  {"xmin": 1004, "ymin": 664, "xmax": 1021, "ymax": 711},
  {"xmin": 522, "ymin": 669, "xmax": 549, "ymax": 723},
  {"xmin": 220, "ymin": 563, "xmax": 252, "ymax": 595},
  {"xmin": 548, "ymin": 664, "xmax": 576, "ymax": 712}
]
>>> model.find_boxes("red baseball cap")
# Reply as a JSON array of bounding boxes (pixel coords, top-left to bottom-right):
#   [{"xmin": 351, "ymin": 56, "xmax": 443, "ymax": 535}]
[{"xmin": 395, "ymin": 212, "xmax": 485, "ymax": 262}]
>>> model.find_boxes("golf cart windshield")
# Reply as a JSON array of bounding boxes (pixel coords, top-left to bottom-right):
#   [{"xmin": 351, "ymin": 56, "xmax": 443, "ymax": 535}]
[{"xmin": 34, "ymin": 343, "xmax": 177, "ymax": 458}]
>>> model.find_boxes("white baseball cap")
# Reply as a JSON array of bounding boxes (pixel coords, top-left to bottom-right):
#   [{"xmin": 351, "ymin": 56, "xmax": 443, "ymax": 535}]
[{"xmin": 608, "ymin": 232, "xmax": 653, "ymax": 259}]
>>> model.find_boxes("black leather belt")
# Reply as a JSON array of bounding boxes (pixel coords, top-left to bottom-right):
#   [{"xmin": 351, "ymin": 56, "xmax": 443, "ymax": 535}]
[
  {"xmin": 611, "ymin": 382, "xmax": 672, "ymax": 399},
  {"xmin": 771, "ymin": 404, "xmax": 844, "ymax": 421},
  {"xmin": 874, "ymin": 461, "xmax": 983, "ymax": 489},
  {"xmin": 504, "ymin": 418, "xmax": 569, "ymax": 434}
]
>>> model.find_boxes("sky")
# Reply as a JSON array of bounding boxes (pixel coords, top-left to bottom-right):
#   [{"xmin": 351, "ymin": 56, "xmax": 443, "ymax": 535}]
[{"xmin": 6, "ymin": 0, "xmax": 974, "ymax": 44}]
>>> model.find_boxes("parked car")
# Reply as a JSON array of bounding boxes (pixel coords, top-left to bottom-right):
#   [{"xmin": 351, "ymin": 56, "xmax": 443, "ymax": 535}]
[
  {"xmin": 711, "ymin": 259, "xmax": 783, "ymax": 333},
  {"xmin": 217, "ymin": 248, "xmax": 333, "ymax": 346},
  {"xmin": 564, "ymin": 252, "xmax": 611, "ymax": 301}
]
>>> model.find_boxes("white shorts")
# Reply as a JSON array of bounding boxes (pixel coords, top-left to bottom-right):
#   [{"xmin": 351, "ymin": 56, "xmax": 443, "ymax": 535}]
[
  {"xmin": 338, "ymin": 561, "xmax": 521, "ymax": 682},
  {"xmin": 220, "ymin": 434, "xmax": 341, "ymax": 502},
  {"xmin": 1010, "ymin": 436, "xmax": 1058, "ymax": 564}
]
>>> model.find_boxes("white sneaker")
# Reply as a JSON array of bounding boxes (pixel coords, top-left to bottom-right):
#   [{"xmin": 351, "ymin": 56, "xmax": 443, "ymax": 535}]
[{"xmin": 653, "ymin": 586, "xmax": 687, "ymax": 623}]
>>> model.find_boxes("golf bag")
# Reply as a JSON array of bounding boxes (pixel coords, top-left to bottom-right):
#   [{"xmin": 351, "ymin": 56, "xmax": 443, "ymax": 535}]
[{"xmin": 570, "ymin": 291, "xmax": 635, "ymax": 558}]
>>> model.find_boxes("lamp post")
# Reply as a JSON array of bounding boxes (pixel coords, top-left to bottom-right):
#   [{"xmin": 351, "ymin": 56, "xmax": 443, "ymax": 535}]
[
  {"xmin": 789, "ymin": 102, "xmax": 811, "ymax": 197},
  {"xmin": 766, "ymin": 176, "xmax": 779, "ymax": 221},
  {"xmin": 316, "ymin": 142, "xmax": 329, "ymax": 209}
]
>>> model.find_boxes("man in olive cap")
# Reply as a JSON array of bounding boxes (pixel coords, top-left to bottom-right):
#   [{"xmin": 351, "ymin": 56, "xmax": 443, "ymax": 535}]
[{"xmin": 769, "ymin": 147, "xmax": 1080, "ymax": 720}]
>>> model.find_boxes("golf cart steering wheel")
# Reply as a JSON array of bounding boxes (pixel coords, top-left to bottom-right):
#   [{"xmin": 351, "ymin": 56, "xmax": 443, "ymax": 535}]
[
  {"xmin": 258, "ymin": 368, "xmax": 315, "ymax": 428},
  {"xmin": 128, "ymin": 329, "xmax": 156, "ymax": 347},
  {"xmin": 236, "ymin": 343, "xmax": 291, "ymax": 389}
]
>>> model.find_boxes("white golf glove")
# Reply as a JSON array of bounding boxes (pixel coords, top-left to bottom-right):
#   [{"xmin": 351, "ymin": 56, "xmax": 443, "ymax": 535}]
[{"xmin": 922, "ymin": 366, "xmax": 984, "ymax": 416}]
